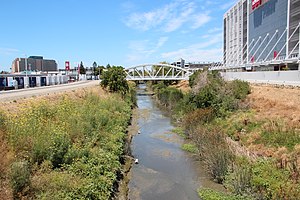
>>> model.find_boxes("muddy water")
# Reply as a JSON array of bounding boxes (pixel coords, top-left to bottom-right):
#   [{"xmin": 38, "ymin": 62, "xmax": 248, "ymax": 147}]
[{"xmin": 128, "ymin": 85, "xmax": 222, "ymax": 200}]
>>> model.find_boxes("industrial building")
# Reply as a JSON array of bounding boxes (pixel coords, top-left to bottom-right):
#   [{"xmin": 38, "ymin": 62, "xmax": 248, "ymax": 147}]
[
  {"xmin": 223, "ymin": 0, "xmax": 300, "ymax": 71},
  {"xmin": 12, "ymin": 56, "xmax": 57, "ymax": 73}
]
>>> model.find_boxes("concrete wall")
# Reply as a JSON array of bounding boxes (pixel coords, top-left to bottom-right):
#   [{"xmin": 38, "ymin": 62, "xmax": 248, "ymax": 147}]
[{"xmin": 221, "ymin": 70, "xmax": 300, "ymax": 86}]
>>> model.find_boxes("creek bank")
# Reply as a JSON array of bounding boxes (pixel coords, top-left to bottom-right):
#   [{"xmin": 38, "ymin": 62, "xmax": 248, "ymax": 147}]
[
  {"xmin": 0, "ymin": 86, "xmax": 135, "ymax": 199},
  {"xmin": 126, "ymin": 84, "xmax": 223, "ymax": 200},
  {"xmin": 150, "ymin": 71, "xmax": 300, "ymax": 199}
]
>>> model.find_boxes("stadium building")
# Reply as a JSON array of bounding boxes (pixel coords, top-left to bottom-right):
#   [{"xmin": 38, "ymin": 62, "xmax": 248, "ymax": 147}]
[{"xmin": 224, "ymin": 0, "xmax": 300, "ymax": 71}]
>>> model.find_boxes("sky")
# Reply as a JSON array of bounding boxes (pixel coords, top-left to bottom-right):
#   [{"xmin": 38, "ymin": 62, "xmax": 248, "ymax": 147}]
[{"xmin": 0, "ymin": 0, "xmax": 237, "ymax": 71}]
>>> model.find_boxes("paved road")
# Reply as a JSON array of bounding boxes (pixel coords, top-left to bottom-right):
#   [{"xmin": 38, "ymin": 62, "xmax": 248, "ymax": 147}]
[{"xmin": 0, "ymin": 80, "xmax": 100, "ymax": 102}]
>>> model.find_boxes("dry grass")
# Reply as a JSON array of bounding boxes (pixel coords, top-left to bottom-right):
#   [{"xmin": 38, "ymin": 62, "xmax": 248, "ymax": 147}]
[
  {"xmin": 247, "ymin": 84, "xmax": 300, "ymax": 125},
  {"xmin": 0, "ymin": 86, "xmax": 107, "ymax": 115},
  {"xmin": 170, "ymin": 80, "xmax": 191, "ymax": 93}
]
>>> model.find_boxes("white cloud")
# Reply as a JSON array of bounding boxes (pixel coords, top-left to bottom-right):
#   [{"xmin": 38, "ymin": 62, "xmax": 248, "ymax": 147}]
[
  {"xmin": 126, "ymin": 37, "xmax": 169, "ymax": 64},
  {"xmin": 161, "ymin": 33, "xmax": 223, "ymax": 62},
  {"xmin": 192, "ymin": 13, "xmax": 211, "ymax": 29},
  {"xmin": 124, "ymin": 0, "xmax": 211, "ymax": 32},
  {"xmin": 0, "ymin": 48, "xmax": 20, "ymax": 56}
]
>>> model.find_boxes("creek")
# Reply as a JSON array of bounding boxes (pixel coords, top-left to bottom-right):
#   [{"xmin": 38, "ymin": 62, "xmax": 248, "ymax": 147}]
[{"xmin": 128, "ymin": 85, "xmax": 222, "ymax": 200}]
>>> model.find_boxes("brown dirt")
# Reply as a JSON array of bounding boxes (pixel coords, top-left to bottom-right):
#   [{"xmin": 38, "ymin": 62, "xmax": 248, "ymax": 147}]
[
  {"xmin": 170, "ymin": 80, "xmax": 190, "ymax": 93},
  {"xmin": 247, "ymin": 84, "xmax": 300, "ymax": 125}
]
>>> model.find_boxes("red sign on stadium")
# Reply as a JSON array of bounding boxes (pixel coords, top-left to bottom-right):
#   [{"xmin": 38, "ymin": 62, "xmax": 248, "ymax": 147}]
[
  {"xmin": 252, "ymin": 0, "xmax": 262, "ymax": 10},
  {"xmin": 65, "ymin": 61, "xmax": 70, "ymax": 71}
]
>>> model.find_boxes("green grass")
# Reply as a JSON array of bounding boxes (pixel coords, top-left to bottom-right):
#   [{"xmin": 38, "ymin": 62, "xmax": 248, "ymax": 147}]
[
  {"xmin": 257, "ymin": 128, "xmax": 300, "ymax": 150},
  {"xmin": 5, "ymin": 89, "xmax": 134, "ymax": 199},
  {"xmin": 181, "ymin": 143, "xmax": 198, "ymax": 153},
  {"xmin": 172, "ymin": 127, "xmax": 186, "ymax": 138},
  {"xmin": 198, "ymin": 188, "xmax": 253, "ymax": 200}
]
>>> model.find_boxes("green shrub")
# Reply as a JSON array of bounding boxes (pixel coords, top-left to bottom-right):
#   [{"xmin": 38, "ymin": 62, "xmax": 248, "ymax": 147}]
[
  {"xmin": 189, "ymin": 125, "xmax": 234, "ymax": 183},
  {"xmin": 0, "ymin": 111, "xmax": 5, "ymax": 129},
  {"xmin": 198, "ymin": 188, "xmax": 253, "ymax": 200},
  {"xmin": 157, "ymin": 87, "xmax": 183, "ymax": 108},
  {"xmin": 250, "ymin": 159, "xmax": 300, "ymax": 199},
  {"xmin": 172, "ymin": 127, "xmax": 186, "ymax": 138},
  {"xmin": 204, "ymin": 144, "xmax": 234, "ymax": 183},
  {"xmin": 255, "ymin": 121, "xmax": 300, "ymax": 150},
  {"xmin": 49, "ymin": 134, "xmax": 71, "ymax": 168},
  {"xmin": 10, "ymin": 161, "xmax": 30, "ymax": 197},
  {"xmin": 5, "ymin": 89, "xmax": 133, "ymax": 199},
  {"xmin": 181, "ymin": 143, "xmax": 198, "ymax": 153},
  {"xmin": 101, "ymin": 66, "xmax": 129, "ymax": 96},
  {"xmin": 228, "ymin": 80, "xmax": 251, "ymax": 100},
  {"xmin": 225, "ymin": 157, "xmax": 253, "ymax": 196}
]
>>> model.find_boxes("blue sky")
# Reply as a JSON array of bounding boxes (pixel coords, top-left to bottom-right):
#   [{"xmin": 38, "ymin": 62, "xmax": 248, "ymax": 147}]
[{"xmin": 0, "ymin": 0, "xmax": 237, "ymax": 71}]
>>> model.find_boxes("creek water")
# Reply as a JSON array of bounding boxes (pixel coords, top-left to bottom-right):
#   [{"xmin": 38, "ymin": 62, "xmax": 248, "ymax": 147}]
[{"xmin": 128, "ymin": 85, "xmax": 222, "ymax": 200}]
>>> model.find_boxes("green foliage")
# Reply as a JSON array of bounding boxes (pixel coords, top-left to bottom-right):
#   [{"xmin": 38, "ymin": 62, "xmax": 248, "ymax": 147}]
[
  {"xmin": 228, "ymin": 80, "xmax": 251, "ymax": 100},
  {"xmin": 157, "ymin": 87, "xmax": 183, "ymax": 108},
  {"xmin": 172, "ymin": 127, "xmax": 186, "ymax": 138},
  {"xmin": 188, "ymin": 70, "xmax": 201, "ymax": 88},
  {"xmin": 255, "ymin": 121, "xmax": 300, "ymax": 150},
  {"xmin": 79, "ymin": 61, "xmax": 86, "ymax": 74},
  {"xmin": 225, "ymin": 157, "xmax": 253, "ymax": 196},
  {"xmin": 10, "ymin": 161, "xmax": 31, "ymax": 197},
  {"xmin": 188, "ymin": 125, "xmax": 234, "ymax": 184},
  {"xmin": 5, "ymin": 89, "xmax": 133, "ymax": 199},
  {"xmin": 101, "ymin": 66, "xmax": 129, "ymax": 96},
  {"xmin": 198, "ymin": 188, "xmax": 253, "ymax": 200},
  {"xmin": 224, "ymin": 158, "xmax": 300, "ymax": 199},
  {"xmin": 0, "ymin": 110, "xmax": 5, "ymax": 128},
  {"xmin": 250, "ymin": 159, "xmax": 300, "ymax": 199},
  {"xmin": 181, "ymin": 143, "xmax": 198, "ymax": 153}
]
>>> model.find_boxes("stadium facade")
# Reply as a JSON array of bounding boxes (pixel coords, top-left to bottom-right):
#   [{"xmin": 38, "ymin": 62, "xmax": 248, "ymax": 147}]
[{"xmin": 224, "ymin": 0, "xmax": 300, "ymax": 71}]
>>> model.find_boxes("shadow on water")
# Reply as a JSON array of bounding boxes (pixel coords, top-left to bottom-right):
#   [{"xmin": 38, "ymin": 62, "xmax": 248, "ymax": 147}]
[{"xmin": 128, "ymin": 84, "xmax": 223, "ymax": 200}]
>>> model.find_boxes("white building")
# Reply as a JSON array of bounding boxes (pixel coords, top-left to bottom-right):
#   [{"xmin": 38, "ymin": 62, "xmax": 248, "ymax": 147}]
[{"xmin": 223, "ymin": 0, "xmax": 248, "ymax": 68}]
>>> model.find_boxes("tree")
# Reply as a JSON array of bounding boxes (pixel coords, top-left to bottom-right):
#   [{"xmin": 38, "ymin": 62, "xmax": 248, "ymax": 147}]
[
  {"xmin": 101, "ymin": 66, "xmax": 128, "ymax": 96},
  {"xmin": 79, "ymin": 61, "xmax": 86, "ymax": 74},
  {"xmin": 92, "ymin": 62, "xmax": 97, "ymax": 76},
  {"xmin": 95, "ymin": 66, "xmax": 105, "ymax": 76}
]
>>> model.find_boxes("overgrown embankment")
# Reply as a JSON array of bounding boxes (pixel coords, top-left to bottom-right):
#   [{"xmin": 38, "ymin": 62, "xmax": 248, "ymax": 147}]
[
  {"xmin": 151, "ymin": 70, "xmax": 300, "ymax": 200},
  {"xmin": 0, "ymin": 85, "xmax": 135, "ymax": 200}
]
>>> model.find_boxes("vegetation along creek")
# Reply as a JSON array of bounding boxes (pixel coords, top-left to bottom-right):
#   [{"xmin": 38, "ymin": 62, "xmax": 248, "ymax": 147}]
[{"xmin": 127, "ymin": 84, "xmax": 223, "ymax": 200}]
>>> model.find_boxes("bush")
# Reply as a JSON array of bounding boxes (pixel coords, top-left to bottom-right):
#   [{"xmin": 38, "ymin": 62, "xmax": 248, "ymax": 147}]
[
  {"xmin": 10, "ymin": 161, "xmax": 30, "ymax": 197},
  {"xmin": 183, "ymin": 108, "xmax": 215, "ymax": 133},
  {"xmin": 190, "ymin": 125, "xmax": 234, "ymax": 183},
  {"xmin": 225, "ymin": 157, "xmax": 253, "ymax": 196},
  {"xmin": 101, "ymin": 66, "xmax": 129, "ymax": 96},
  {"xmin": 228, "ymin": 80, "xmax": 251, "ymax": 100},
  {"xmin": 157, "ymin": 87, "xmax": 183, "ymax": 108},
  {"xmin": 5, "ymin": 88, "xmax": 134, "ymax": 199},
  {"xmin": 181, "ymin": 143, "xmax": 198, "ymax": 153},
  {"xmin": 255, "ymin": 121, "xmax": 300, "ymax": 150},
  {"xmin": 198, "ymin": 188, "xmax": 253, "ymax": 200}
]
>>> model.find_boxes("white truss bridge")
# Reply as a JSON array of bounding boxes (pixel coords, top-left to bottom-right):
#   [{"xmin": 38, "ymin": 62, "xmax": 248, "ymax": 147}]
[{"xmin": 125, "ymin": 64, "xmax": 195, "ymax": 81}]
